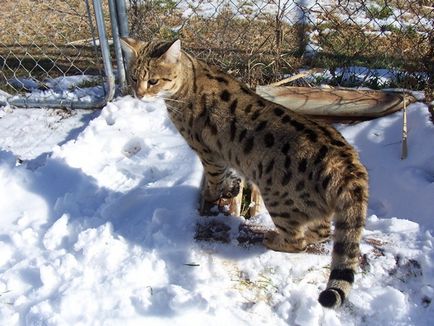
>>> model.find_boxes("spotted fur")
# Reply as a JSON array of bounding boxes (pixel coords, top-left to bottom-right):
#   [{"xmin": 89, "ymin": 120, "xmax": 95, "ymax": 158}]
[{"xmin": 121, "ymin": 38, "xmax": 369, "ymax": 309}]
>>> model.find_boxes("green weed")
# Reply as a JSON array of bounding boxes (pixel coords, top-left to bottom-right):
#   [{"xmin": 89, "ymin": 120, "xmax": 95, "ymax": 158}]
[{"xmin": 367, "ymin": 3, "xmax": 394, "ymax": 20}]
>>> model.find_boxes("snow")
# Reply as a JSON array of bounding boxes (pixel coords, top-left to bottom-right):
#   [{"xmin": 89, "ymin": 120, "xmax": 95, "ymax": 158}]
[
  {"xmin": 174, "ymin": 1, "xmax": 431, "ymax": 33},
  {"xmin": 0, "ymin": 93, "xmax": 433, "ymax": 325},
  {"xmin": 2, "ymin": 76, "xmax": 105, "ymax": 106}
]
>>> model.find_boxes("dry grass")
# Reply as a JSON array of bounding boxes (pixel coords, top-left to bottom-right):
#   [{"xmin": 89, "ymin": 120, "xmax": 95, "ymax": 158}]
[{"xmin": 0, "ymin": 0, "xmax": 111, "ymax": 44}]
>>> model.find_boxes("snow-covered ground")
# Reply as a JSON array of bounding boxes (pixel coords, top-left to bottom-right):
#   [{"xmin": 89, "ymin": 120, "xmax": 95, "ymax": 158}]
[
  {"xmin": 0, "ymin": 76, "xmax": 106, "ymax": 109},
  {"xmin": 0, "ymin": 93, "xmax": 433, "ymax": 325}
]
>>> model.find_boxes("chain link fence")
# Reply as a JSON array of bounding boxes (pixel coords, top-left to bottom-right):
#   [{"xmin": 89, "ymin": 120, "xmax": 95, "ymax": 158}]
[
  {"xmin": 1, "ymin": 0, "xmax": 432, "ymax": 109},
  {"xmin": 0, "ymin": 0, "xmax": 120, "ymax": 108},
  {"xmin": 128, "ymin": 0, "xmax": 433, "ymax": 94}
]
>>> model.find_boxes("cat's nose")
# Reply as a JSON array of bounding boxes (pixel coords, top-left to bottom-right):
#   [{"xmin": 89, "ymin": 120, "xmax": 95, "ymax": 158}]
[{"xmin": 135, "ymin": 87, "xmax": 148, "ymax": 98}]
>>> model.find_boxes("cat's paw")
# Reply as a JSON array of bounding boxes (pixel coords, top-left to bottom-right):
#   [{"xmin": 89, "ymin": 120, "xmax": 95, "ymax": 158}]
[
  {"xmin": 202, "ymin": 173, "xmax": 241, "ymax": 202},
  {"xmin": 221, "ymin": 176, "xmax": 241, "ymax": 199},
  {"xmin": 202, "ymin": 184, "xmax": 221, "ymax": 203},
  {"xmin": 263, "ymin": 231, "xmax": 307, "ymax": 253}
]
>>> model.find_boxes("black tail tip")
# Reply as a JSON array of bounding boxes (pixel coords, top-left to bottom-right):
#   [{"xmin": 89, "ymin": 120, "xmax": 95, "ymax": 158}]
[{"xmin": 318, "ymin": 288, "xmax": 343, "ymax": 309}]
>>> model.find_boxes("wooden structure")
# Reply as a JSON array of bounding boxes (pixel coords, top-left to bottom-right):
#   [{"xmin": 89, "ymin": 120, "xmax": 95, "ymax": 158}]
[{"xmin": 257, "ymin": 86, "xmax": 416, "ymax": 122}]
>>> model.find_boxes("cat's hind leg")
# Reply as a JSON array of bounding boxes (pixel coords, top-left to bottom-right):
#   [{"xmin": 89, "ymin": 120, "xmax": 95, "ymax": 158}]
[
  {"xmin": 263, "ymin": 213, "xmax": 308, "ymax": 253},
  {"xmin": 304, "ymin": 217, "xmax": 332, "ymax": 245}
]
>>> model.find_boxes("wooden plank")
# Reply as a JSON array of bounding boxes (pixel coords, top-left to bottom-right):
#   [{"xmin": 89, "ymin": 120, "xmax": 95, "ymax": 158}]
[
  {"xmin": 228, "ymin": 179, "xmax": 244, "ymax": 216},
  {"xmin": 256, "ymin": 86, "xmax": 416, "ymax": 120},
  {"xmin": 249, "ymin": 184, "xmax": 263, "ymax": 217},
  {"xmin": 268, "ymin": 68, "xmax": 323, "ymax": 87},
  {"xmin": 401, "ymin": 97, "xmax": 408, "ymax": 160}
]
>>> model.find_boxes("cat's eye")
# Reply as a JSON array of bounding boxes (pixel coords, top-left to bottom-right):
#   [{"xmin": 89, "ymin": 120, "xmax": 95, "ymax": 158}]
[
  {"xmin": 148, "ymin": 79, "xmax": 159, "ymax": 86},
  {"xmin": 131, "ymin": 76, "xmax": 137, "ymax": 83}
]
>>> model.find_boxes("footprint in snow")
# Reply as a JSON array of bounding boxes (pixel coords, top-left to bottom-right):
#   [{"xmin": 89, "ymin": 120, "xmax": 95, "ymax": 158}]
[
  {"xmin": 402, "ymin": 166, "xmax": 434, "ymax": 186},
  {"xmin": 105, "ymin": 114, "xmax": 115, "ymax": 126},
  {"xmin": 102, "ymin": 103, "xmax": 119, "ymax": 125},
  {"xmin": 122, "ymin": 137, "xmax": 148, "ymax": 158}
]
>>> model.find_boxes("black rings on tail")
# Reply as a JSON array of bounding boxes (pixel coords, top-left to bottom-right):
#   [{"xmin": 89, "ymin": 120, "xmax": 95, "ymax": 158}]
[
  {"xmin": 318, "ymin": 268, "xmax": 355, "ymax": 308},
  {"xmin": 318, "ymin": 288, "xmax": 345, "ymax": 308}
]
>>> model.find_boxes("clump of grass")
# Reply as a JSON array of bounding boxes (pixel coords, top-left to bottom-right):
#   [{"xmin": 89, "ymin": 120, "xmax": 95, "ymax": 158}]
[
  {"xmin": 231, "ymin": 269, "xmax": 278, "ymax": 303},
  {"xmin": 367, "ymin": 2, "xmax": 394, "ymax": 20},
  {"xmin": 68, "ymin": 76, "xmax": 103, "ymax": 90},
  {"xmin": 0, "ymin": 83, "xmax": 19, "ymax": 95},
  {"xmin": 380, "ymin": 24, "xmax": 400, "ymax": 33},
  {"xmin": 240, "ymin": 184, "xmax": 253, "ymax": 218},
  {"xmin": 388, "ymin": 72, "xmax": 429, "ymax": 90}
]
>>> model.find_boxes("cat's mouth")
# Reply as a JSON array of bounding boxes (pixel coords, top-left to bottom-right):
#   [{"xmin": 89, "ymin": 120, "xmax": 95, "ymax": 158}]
[
  {"xmin": 133, "ymin": 90, "xmax": 158, "ymax": 102},
  {"xmin": 133, "ymin": 89, "xmax": 172, "ymax": 103},
  {"xmin": 140, "ymin": 95, "xmax": 158, "ymax": 102}
]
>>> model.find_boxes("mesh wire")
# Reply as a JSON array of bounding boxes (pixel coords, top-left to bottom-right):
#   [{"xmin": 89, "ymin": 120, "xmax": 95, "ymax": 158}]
[
  {"xmin": 0, "ymin": 0, "xmax": 111, "ymax": 101},
  {"xmin": 128, "ymin": 0, "xmax": 433, "ymax": 91}
]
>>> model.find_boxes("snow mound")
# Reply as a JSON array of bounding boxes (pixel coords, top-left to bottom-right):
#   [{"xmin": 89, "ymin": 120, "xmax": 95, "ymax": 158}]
[{"xmin": 0, "ymin": 96, "xmax": 433, "ymax": 325}]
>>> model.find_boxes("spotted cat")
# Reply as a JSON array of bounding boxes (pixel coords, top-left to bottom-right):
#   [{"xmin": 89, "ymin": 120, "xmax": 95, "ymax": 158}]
[{"xmin": 121, "ymin": 38, "xmax": 369, "ymax": 309}]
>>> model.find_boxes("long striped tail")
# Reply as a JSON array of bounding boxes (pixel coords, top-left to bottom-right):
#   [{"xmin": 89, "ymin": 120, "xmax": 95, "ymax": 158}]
[{"xmin": 318, "ymin": 182, "xmax": 368, "ymax": 308}]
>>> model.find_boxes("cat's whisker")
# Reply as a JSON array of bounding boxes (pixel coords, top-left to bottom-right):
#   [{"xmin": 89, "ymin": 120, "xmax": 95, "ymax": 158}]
[
  {"xmin": 165, "ymin": 103, "xmax": 183, "ymax": 116},
  {"xmin": 159, "ymin": 97, "xmax": 187, "ymax": 116},
  {"xmin": 164, "ymin": 102, "xmax": 181, "ymax": 111},
  {"xmin": 161, "ymin": 97, "xmax": 187, "ymax": 104}
]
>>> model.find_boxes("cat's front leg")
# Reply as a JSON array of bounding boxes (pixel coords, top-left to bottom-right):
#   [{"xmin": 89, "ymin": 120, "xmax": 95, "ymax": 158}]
[
  {"xmin": 220, "ymin": 170, "xmax": 242, "ymax": 200},
  {"xmin": 198, "ymin": 154, "xmax": 241, "ymax": 203},
  {"xmin": 200, "ymin": 167, "xmax": 242, "ymax": 216}
]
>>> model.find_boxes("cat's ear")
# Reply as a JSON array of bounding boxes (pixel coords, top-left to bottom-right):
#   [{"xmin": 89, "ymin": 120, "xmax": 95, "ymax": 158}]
[
  {"xmin": 120, "ymin": 37, "xmax": 143, "ymax": 60},
  {"xmin": 161, "ymin": 39, "xmax": 181, "ymax": 64}
]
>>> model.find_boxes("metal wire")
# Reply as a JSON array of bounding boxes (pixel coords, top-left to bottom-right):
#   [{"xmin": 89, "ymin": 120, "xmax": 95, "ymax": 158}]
[
  {"xmin": 128, "ymin": 0, "xmax": 433, "ymax": 91},
  {"xmin": 0, "ymin": 0, "xmax": 116, "ymax": 108}
]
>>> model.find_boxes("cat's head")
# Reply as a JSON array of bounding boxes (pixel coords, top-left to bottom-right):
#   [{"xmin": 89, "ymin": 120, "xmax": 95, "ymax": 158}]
[{"xmin": 120, "ymin": 38, "xmax": 182, "ymax": 101}]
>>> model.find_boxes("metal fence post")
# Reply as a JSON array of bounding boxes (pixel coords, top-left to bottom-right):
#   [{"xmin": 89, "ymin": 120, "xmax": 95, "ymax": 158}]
[
  {"xmin": 115, "ymin": 0, "xmax": 129, "ymax": 38},
  {"xmin": 108, "ymin": 0, "xmax": 128, "ymax": 94},
  {"xmin": 93, "ymin": 0, "xmax": 116, "ymax": 105}
]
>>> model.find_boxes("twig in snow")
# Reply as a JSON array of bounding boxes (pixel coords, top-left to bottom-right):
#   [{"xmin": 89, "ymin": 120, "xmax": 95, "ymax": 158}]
[
  {"xmin": 184, "ymin": 263, "xmax": 200, "ymax": 267},
  {"xmin": 401, "ymin": 95, "xmax": 408, "ymax": 160},
  {"xmin": 268, "ymin": 68, "xmax": 323, "ymax": 87}
]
